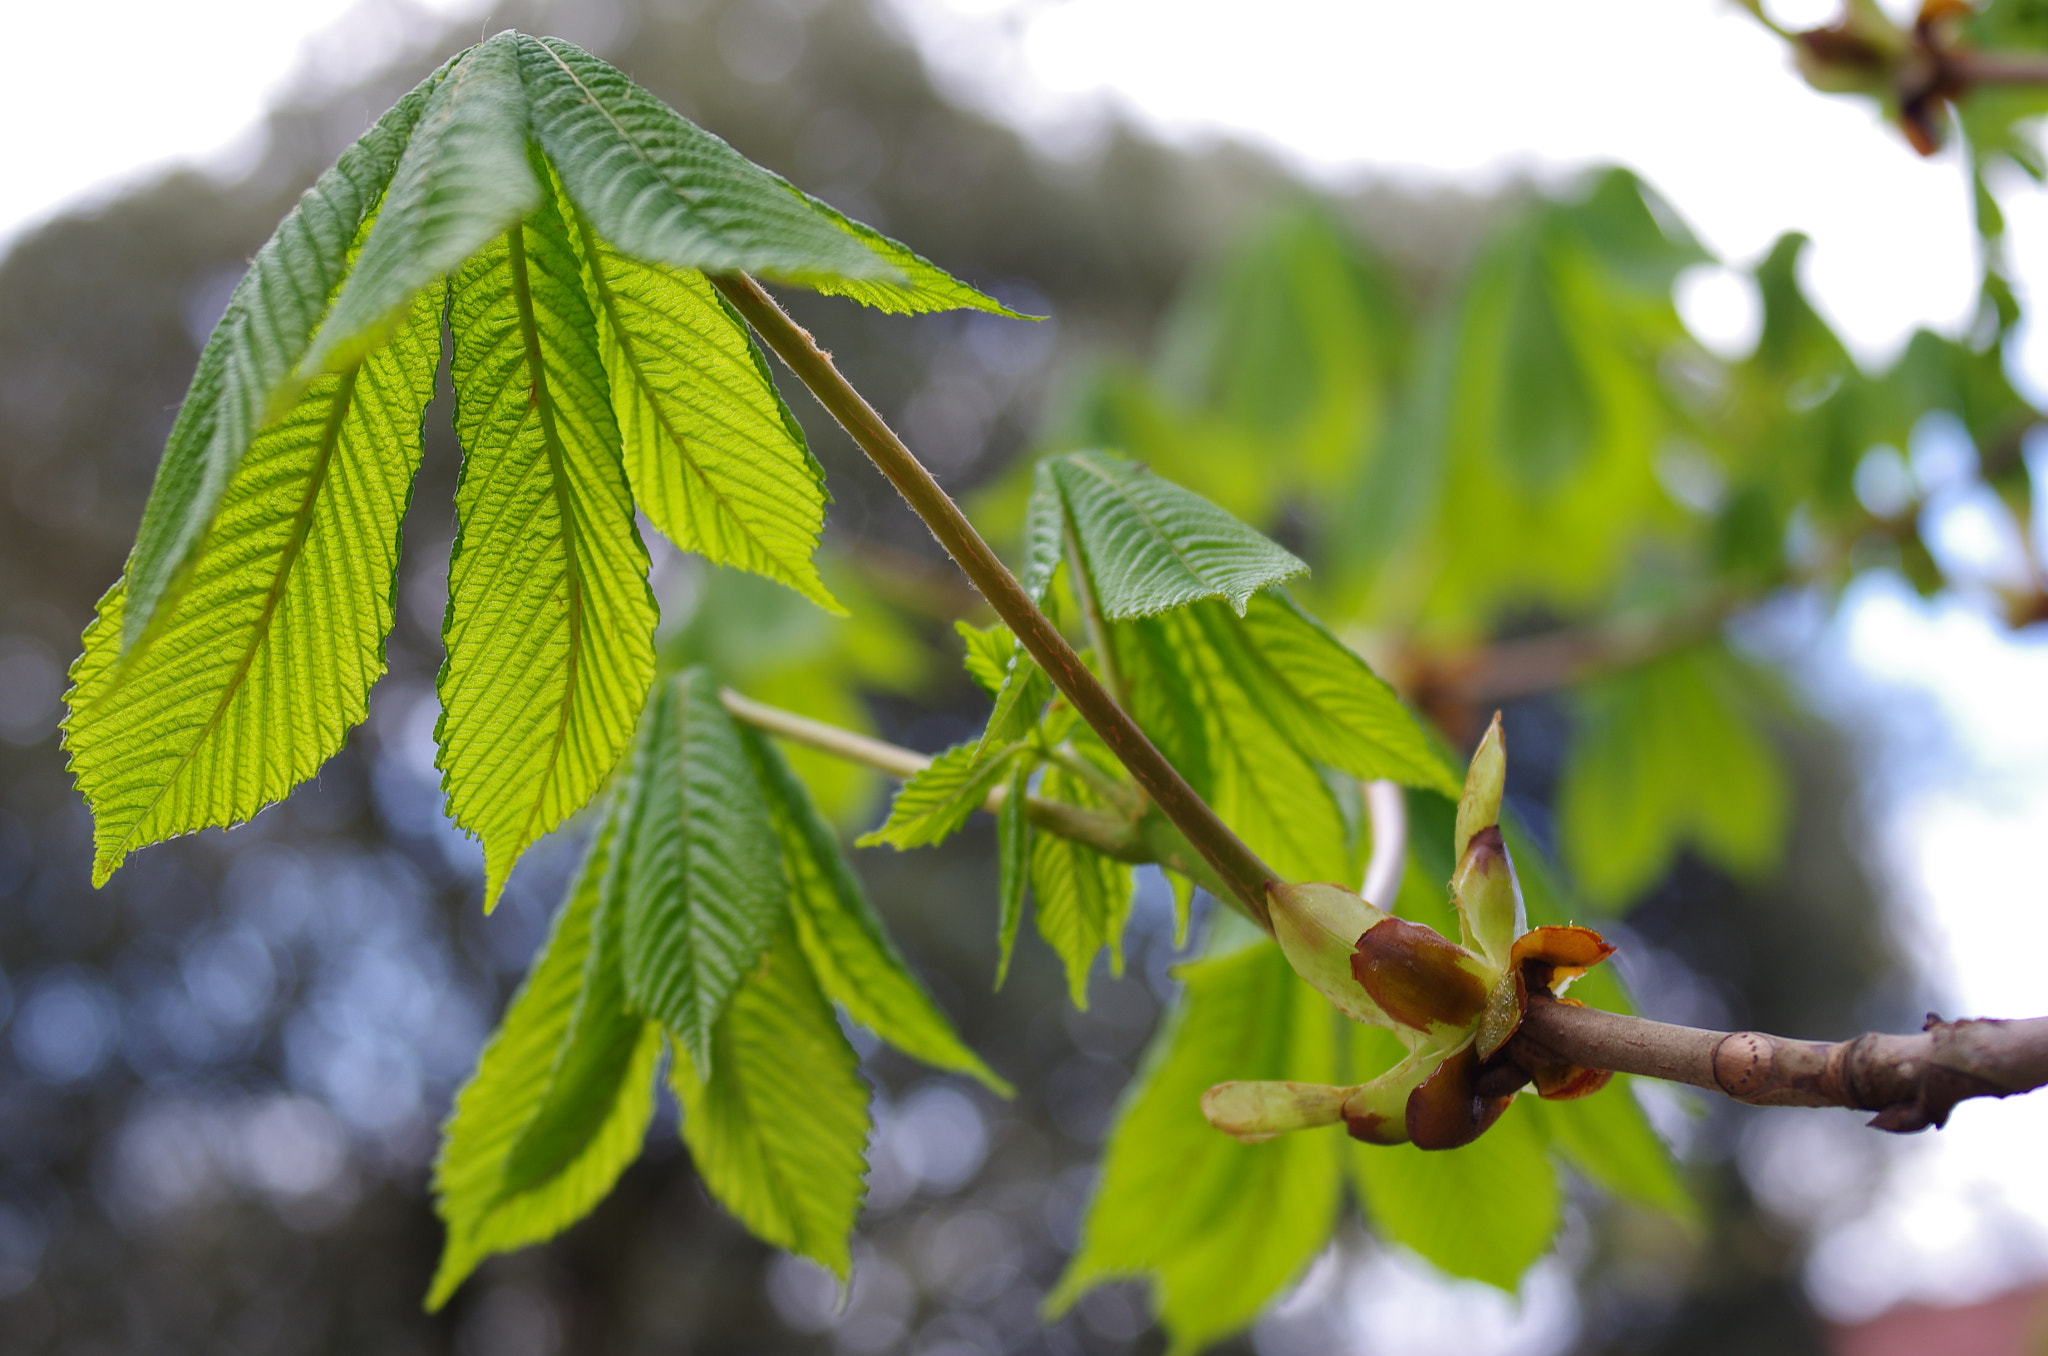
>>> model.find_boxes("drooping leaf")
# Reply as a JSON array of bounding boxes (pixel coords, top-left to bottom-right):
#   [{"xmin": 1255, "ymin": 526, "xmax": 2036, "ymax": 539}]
[
  {"xmin": 858, "ymin": 741, "xmax": 1018, "ymax": 850},
  {"xmin": 1556, "ymin": 648, "xmax": 1787, "ymax": 908},
  {"xmin": 517, "ymin": 35, "xmax": 1012, "ymax": 316},
  {"xmin": 1349, "ymin": 1025, "xmax": 1562, "ymax": 1291},
  {"xmin": 572, "ymin": 215, "xmax": 842, "ymax": 613},
  {"xmin": 1025, "ymin": 451, "xmax": 1307, "ymax": 618},
  {"xmin": 743, "ymin": 725, "xmax": 1009, "ymax": 1094},
  {"xmin": 428, "ymin": 804, "xmax": 663, "ymax": 1308},
  {"xmin": 1050, "ymin": 934, "xmax": 1342, "ymax": 1354},
  {"xmin": 66, "ymin": 275, "xmax": 440, "ymax": 885},
  {"xmin": 115, "ymin": 61, "xmax": 449, "ymax": 652},
  {"xmin": 1027, "ymin": 760, "xmax": 1136, "ymax": 1007},
  {"xmin": 619, "ymin": 669, "xmax": 788, "ymax": 1072},
  {"xmin": 668, "ymin": 930, "xmax": 870, "ymax": 1281},
  {"xmin": 438, "ymin": 164, "xmax": 658, "ymax": 907},
  {"xmin": 995, "ymin": 759, "xmax": 1031, "ymax": 988},
  {"xmin": 305, "ymin": 36, "xmax": 538, "ymax": 375}
]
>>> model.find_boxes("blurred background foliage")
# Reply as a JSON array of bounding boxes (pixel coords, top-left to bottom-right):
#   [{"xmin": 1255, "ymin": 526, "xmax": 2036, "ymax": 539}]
[{"xmin": 4, "ymin": 0, "xmax": 2038, "ymax": 1350}]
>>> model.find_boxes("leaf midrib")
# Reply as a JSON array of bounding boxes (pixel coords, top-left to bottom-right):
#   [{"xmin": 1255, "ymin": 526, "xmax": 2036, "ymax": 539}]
[
  {"xmin": 106, "ymin": 361, "xmax": 367, "ymax": 862},
  {"xmin": 504, "ymin": 221, "xmax": 591, "ymax": 855},
  {"xmin": 1062, "ymin": 455, "xmax": 1258, "ymax": 613}
]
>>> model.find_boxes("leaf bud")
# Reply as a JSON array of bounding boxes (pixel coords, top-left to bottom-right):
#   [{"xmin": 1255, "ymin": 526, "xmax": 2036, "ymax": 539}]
[
  {"xmin": 1267, "ymin": 881, "xmax": 1393, "ymax": 1028},
  {"xmin": 1450, "ymin": 824, "xmax": 1524, "ymax": 971},
  {"xmin": 1200, "ymin": 1080, "xmax": 1349, "ymax": 1142},
  {"xmin": 1453, "ymin": 712, "xmax": 1507, "ymax": 866}
]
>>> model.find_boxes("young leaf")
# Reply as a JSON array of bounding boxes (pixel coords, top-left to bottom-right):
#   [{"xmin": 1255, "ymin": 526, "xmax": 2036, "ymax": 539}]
[
  {"xmin": 743, "ymin": 726, "xmax": 1010, "ymax": 1094},
  {"xmin": 517, "ymin": 35, "xmax": 1012, "ymax": 315},
  {"xmin": 857, "ymin": 741, "xmax": 1018, "ymax": 850},
  {"xmin": 1528, "ymin": 1084, "xmax": 1695, "ymax": 1223},
  {"xmin": 66, "ymin": 279, "xmax": 440, "ymax": 885},
  {"xmin": 995, "ymin": 760, "xmax": 1031, "ymax": 987},
  {"xmin": 668, "ymin": 930, "xmax": 870, "ymax": 1281},
  {"xmin": 976, "ymin": 653, "xmax": 1052, "ymax": 759},
  {"xmin": 438, "ymin": 165, "xmax": 658, "ymax": 907},
  {"xmin": 1027, "ymin": 761, "xmax": 1135, "ymax": 1006},
  {"xmin": 573, "ymin": 216, "xmax": 843, "ymax": 614},
  {"xmin": 619, "ymin": 670, "xmax": 788, "ymax": 1073},
  {"xmin": 1024, "ymin": 450, "xmax": 1307, "ymax": 618},
  {"xmin": 1207, "ymin": 590, "xmax": 1460, "ymax": 796},
  {"xmin": 1049, "ymin": 936, "xmax": 1342, "ymax": 1353},
  {"xmin": 955, "ymin": 620, "xmax": 1016, "ymax": 696},
  {"xmin": 305, "ymin": 35, "xmax": 539, "ymax": 375},
  {"xmin": 1348, "ymin": 1029, "xmax": 1561, "ymax": 1290},
  {"xmin": 115, "ymin": 61, "xmax": 449, "ymax": 652},
  {"xmin": 429, "ymin": 805, "xmax": 663, "ymax": 1308}
]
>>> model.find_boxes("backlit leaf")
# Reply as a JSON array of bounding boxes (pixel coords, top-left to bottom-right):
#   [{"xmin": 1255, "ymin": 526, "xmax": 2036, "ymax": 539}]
[
  {"xmin": 669, "ymin": 931, "xmax": 870, "ymax": 1280},
  {"xmin": 438, "ymin": 165, "xmax": 658, "ymax": 907},
  {"xmin": 858, "ymin": 740, "xmax": 1019, "ymax": 850},
  {"xmin": 1027, "ymin": 759, "xmax": 1136, "ymax": 1007}
]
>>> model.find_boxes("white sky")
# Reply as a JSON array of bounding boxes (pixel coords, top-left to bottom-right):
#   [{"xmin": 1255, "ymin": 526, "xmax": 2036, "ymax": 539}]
[{"xmin": 8, "ymin": 0, "xmax": 2048, "ymax": 1338}]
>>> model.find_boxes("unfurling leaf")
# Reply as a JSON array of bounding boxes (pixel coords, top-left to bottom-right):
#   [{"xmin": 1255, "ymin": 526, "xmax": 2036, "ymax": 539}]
[
  {"xmin": 1266, "ymin": 881, "xmax": 1392, "ymax": 1028},
  {"xmin": 858, "ymin": 740, "xmax": 1018, "ymax": 850}
]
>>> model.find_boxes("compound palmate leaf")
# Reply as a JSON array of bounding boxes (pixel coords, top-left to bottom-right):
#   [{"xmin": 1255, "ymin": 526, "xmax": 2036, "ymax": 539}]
[
  {"xmin": 71, "ymin": 28, "xmax": 1008, "ymax": 898},
  {"xmin": 429, "ymin": 801, "xmax": 662, "ymax": 1309}
]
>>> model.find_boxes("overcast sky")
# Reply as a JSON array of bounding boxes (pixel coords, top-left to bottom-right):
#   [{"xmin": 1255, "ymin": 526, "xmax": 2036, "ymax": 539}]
[{"xmin": 8, "ymin": 0, "xmax": 2048, "ymax": 1338}]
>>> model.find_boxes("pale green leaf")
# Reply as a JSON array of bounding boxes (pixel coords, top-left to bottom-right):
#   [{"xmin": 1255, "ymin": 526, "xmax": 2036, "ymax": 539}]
[
  {"xmin": 1027, "ymin": 762, "xmax": 1135, "ymax": 1007},
  {"xmin": 857, "ymin": 741, "xmax": 1017, "ymax": 850},
  {"xmin": 619, "ymin": 670, "xmax": 787, "ymax": 1071},
  {"xmin": 116, "ymin": 62, "xmax": 448, "ymax": 650},
  {"xmin": 438, "ymin": 167, "xmax": 658, "ymax": 907},
  {"xmin": 1207, "ymin": 590, "xmax": 1460, "ymax": 795},
  {"xmin": 995, "ymin": 760, "xmax": 1030, "ymax": 988},
  {"xmin": 573, "ymin": 214, "xmax": 842, "ymax": 613},
  {"xmin": 66, "ymin": 276, "xmax": 440, "ymax": 886},
  {"xmin": 1050, "ymin": 939, "xmax": 1342, "ymax": 1354},
  {"xmin": 955, "ymin": 620, "xmax": 1015, "ymax": 696},
  {"xmin": 1030, "ymin": 451, "xmax": 1307, "ymax": 619},
  {"xmin": 977, "ymin": 652, "xmax": 1051, "ymax": 759},
  {"xmin": 743, "ymin": 725, "xmax": 1010, "ymax": 1094},
  {"xmin": 306, "ymin": 35, "xmax": 538, "ymax": 375},
  {"xmin": 1349, "ymin": 1025, "xmax": 1562, "ymax": 1291},
  {"xmin": 1528, "ymin": 1082, "xmax": 1696, "ymax": 1223},
  {"xmin": 669, "ymin": 931, "xmax": 870, "ymax": 1280},
  {"xmin": 518, "ymin": 35, "xmax": 1011, "ymax": 315},
  {"xmin": 428, "ymin": 805, "xmax": 663, "ymax": 1308}
]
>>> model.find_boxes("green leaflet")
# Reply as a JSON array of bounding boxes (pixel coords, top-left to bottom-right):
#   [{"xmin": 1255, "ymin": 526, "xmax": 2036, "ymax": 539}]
[
  {"xmin": 858, "ymin": 741, "xmax": 1019, "ymax": 850},
  {"xmin": 1021, "ymin": 450, "xmax": 1307, "ymax": 617},
  {"xmin": 306, "ymin": 36, "xmax": 538, "ymax": 376},
  {"xmin": 669, "ymin": 930, "xmax": 871, "ymax": 1281},
  {"xmin": 517, "ymin": 35, "xmax": 1011, "ymax": 316},
  {"xmin": 1349, "ymin": 1024, "xmax": 1562, "ymax": 1291},
  {"xmin": 1049, "ymin": 937, "xmax": 1342, "ymax": 1355},
  {"xmin": 118, "ymin": 60, "xmax": 449, "ymax": 652},
  {"xmin": 1027, "ymin": 761, "xmax": 1135, "ymax": 1007},
  {"xmin": 429, "ymin": 805, "xmax": 663, "ymax": 1309},
  {"xmin": 742, "ymin": 725, "xmax": 1010, "ymax": 1094},
  {"xmin": 65, "ymin": 276, "xmax": 441, "ymax": 885},
  {"xmin": 995, "ymin": 760, "xmax": 1031, "ymax": 987},
  {"xmin": 1557, "ymin": 648, "xmax": 1787, "ymax": 908},
  {"xmin": 1203, "ymin": 590, "xmax": 1459, "ymax": 796},
  {"xmin": 439, "ymin": 163, "xmax": 658, "ymax": 908},
  {"xmin": 1114, "ymin": 607, "xmax": 1355, "ymax": 884},
  {"xmin": 977, "ymin": 652, "xmax": 1052, "ymax": 759},
  {"xmin": 573, "ymin": 214, "xmax": 843, "ymax": 614},
  {"xmin": 619, "ymin": 670, "xmax": 787, "ymax": 1072},
  {"xmin": 955, "ymin": 620, "xmax": 1015, "ymax": 696}
]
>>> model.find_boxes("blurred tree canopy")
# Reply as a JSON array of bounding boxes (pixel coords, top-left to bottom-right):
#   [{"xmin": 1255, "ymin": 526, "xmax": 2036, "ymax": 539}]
[{"xmin": 10, "ymin": 0, "xmax": 2045, "ymax": 1353}]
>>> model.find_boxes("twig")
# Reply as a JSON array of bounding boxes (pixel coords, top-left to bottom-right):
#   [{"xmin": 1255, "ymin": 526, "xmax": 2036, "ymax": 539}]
[
  {"xmin": 1508, "ymin": 995, "xmax": 2048, "ymax": 1131},
  {"xmin": 712, "ymin": 271, "xmax": 1278, "ymax": 928}
]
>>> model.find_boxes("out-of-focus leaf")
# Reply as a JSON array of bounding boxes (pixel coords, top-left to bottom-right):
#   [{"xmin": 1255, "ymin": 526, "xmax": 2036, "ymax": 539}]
[
  {"xmin": 1348, "ymin": 1026, "xmax": 1561, "ymax": 1290},
  {"xmin": 1049, "ymin": 935, "xmax": 1342, "ymax": 1354},
  {"xmin": 1527, "ymin": 1084, "xmax": 1695, "ymax": 1223},
  {"xmin": 669, "ymin": 931, "xmax": 869, "ymax": 1281},
  {"xmin": 1557, "ymin": 648, "xmax": 1787, "ymax": 908}
]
